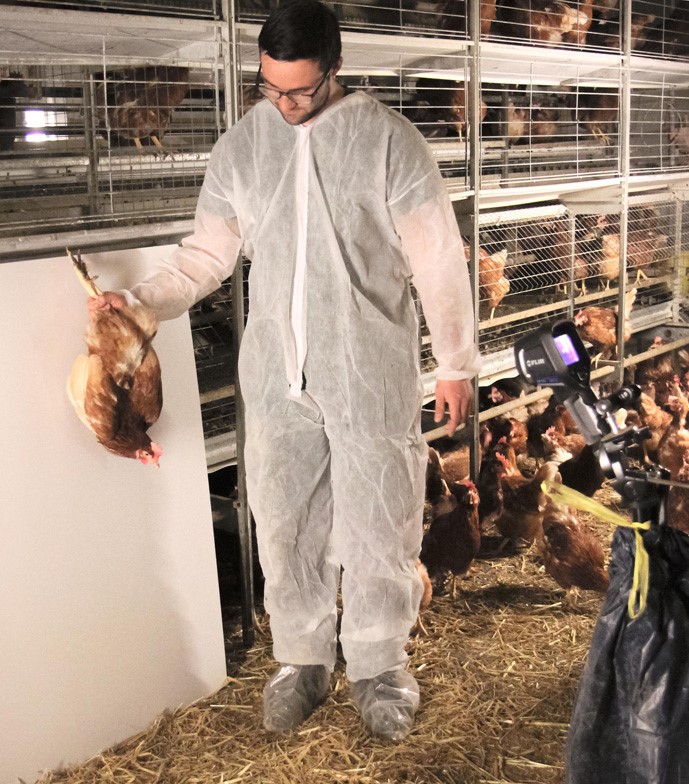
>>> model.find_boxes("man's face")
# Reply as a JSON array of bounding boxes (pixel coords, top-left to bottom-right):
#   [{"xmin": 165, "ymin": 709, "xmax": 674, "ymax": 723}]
[{"xmin": 258, "ymin": 54, "xmax": 333, "ymax": 126}]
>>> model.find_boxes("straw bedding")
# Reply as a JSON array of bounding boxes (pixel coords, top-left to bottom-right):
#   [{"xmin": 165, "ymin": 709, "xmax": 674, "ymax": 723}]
[{"xmin": 35, "ymin": 485, "xmax": 626, "ymax": 784}]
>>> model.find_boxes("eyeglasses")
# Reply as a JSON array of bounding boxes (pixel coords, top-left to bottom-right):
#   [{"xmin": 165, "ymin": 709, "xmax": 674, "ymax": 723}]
[{"xmin": 255, "ymin": 66, "xmax": 330, "ymax": 106}]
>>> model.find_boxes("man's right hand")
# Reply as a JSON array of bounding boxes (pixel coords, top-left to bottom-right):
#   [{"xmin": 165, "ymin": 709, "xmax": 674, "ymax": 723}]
[{"xmin": 87, "ymin": 291, "xmax": 127, "ymax": 320}]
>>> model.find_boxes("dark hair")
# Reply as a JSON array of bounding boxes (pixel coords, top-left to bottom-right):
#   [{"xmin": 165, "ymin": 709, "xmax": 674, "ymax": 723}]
[{"xmin": 258, "ymin": 0, "xmax": 342, "ymax": 73}]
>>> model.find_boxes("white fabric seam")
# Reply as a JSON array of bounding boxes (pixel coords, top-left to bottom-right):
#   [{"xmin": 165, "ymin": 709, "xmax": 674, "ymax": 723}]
[{"xmin": 289, "ymin": 125, "xmax": 311, "ymax": 397}]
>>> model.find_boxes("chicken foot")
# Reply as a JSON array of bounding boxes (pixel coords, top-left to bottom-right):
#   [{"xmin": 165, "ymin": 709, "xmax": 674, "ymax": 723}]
[
  {"xmin": 133, "ymin": 135, "xmax": 177, "ymax": 160},
  {"xmin": 591, "ymin": 125, "xmax": 611, "ymax": 146},
  {"xmin": 68, "ymin": 248, "xmax": 102, "ymax": 298}
]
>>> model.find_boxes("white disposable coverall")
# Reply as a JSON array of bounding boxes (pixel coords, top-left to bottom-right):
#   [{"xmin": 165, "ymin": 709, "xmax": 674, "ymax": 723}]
[{"xmin": 129, "ymin": 91, "xmax": 481, "ymax": 682}]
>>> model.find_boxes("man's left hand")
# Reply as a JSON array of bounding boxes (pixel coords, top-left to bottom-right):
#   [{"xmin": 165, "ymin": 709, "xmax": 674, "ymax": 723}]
[{"xmin": 434, "ymin": 378, "xmax": 474, "ymax": 436}]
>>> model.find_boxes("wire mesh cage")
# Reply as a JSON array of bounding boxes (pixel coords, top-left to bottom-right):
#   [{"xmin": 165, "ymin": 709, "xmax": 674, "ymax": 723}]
[
  {"xmin": 627, "ymin": 195, "xmax": 678, "ymax": 315},
  {"xmin": 474, "ymin": 195, "xmax": 679, "ymax": 368},
  {"xmin": 474, "ymin": 204, "xmax": 575, "ymax": 361},
  {"xmin": 630, "ymin": 73, "xmax": 689, "ymax": 175},
  {"xmin": 235, "ymin": 0, "xmax": 473, "ymax": 37},
  {"xmin": 682, "ymin": 198, "xmax": 689, "ymax": 314},
  {"xmin": 0, "ymin": 0, "xmax": 221, "ymax": 18},
  {"xmin": 629, "ymin": 0, "xmax": 689, "ymax": 61},
  {"xmin": 191, "ymin": 259, "xmax": 250, "ymax": 453},
  {"xmin": 477, "ymin": 47, "xmax": 622, "ymax": 187},
  {"xmin": 0, "ymin": 11, "xmax": 225, "ymax": 239}
]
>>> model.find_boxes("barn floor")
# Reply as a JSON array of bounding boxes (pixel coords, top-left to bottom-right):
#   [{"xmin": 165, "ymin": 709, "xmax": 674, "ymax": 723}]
[{"xmin": 35, "ymin": 487, "xmax": 626, "ymax": 784}]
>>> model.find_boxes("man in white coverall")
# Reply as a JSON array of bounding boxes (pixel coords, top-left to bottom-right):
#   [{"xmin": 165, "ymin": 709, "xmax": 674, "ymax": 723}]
[{"xmin": 91, "ymin": 0, "xmax": 480, "ymax": 741}]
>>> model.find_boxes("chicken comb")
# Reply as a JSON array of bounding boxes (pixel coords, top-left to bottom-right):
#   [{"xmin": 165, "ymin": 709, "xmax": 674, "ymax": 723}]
[{"xmin": 67, "ymin": 248, "xmax": 102, "ymax": 298}]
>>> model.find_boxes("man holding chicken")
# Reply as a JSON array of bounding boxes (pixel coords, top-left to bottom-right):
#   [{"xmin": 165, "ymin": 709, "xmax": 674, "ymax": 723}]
[{"xmin": 91, "ymin": 0, "xmax": 480, "ymax": 741}]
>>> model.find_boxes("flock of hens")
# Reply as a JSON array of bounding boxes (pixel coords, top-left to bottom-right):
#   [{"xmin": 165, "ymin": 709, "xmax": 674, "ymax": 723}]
[
  {"xmin": 471, "ymin": 204, "xmax": 668, "ymax": 323},
  {"xmin": 418, "ymin": 332, "xmax": 689, "ymax": 613},
  {"xmin": 397, "ymin": 0, "xmax": 688, "ymax": 151}
]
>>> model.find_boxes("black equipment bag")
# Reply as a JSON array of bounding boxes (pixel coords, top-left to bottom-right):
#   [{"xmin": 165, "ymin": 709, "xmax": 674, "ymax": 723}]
[{"xmin": 566, "ymin": 525, "xmax": 689, "ymax": 784}]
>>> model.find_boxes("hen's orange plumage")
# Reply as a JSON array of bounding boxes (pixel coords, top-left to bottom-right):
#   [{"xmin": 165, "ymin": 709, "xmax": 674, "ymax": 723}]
[
  {"xmin": 493, "ymin": 449, "xmax": 560, "ymax": 546},
  {"xmin": 449, "ymin": 83, "xmax": 488, "ymax": 140},
  {"xmin": 573, "ymin": 287, "xmax": 636, "ymax": 364},
  {"xmin": 499, "ymin": 0, "xmax": 590, "ymax": 45},
  {"xmin": 98, "ymin": 65, "xmax": 190, "ymax": 153},
  {"xmin": 539, "ymin": 502, "xmax": 609, "ymax": 596},
  {"xmin": 657, "ymin": 383, "xmax": 689, "ymax": 480},
  {"xmin": 575, "ymin": 87, "xmax": 619, "ymax": 146},
  {"xmin": 668, "ymin": 454, "xmax": 689, "ymax": 535}
]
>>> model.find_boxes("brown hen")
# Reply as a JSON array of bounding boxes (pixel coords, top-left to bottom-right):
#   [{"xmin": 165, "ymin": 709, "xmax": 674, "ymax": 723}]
[
  {"xmin": 633, "ymin": 337, "xmax": 676, "ymax": 405},
  {"xmin": 421, "ymin": 466, "xmax": 481, "ymax": 596},
  {"xmin": 573, "ymin": 287, "xmax": 636, "ymax": 365},
  {"xmin": 597, "ymin": 231, "xmax": 621, "ymax": 289},
  {"xmin": 67, "ymin": 251, "xmax": 163, "ymax": 465},
  {"xmin": 479, "ymin": 248, "xmax": 510, "ymax": 320},
  {"xmin": 439, "ymin": 0, "xmax": 497, "ymax": 35},
  {"xmin": 657, "ymin": 383, "xmax": 689, "ymax": 480},
  {"xmin": 539, "ymin": 501, "xmax": 609, "ymax": 600},
  {"xmin": 527, "ymin": 396, "xmax": 578, "ymax": 458},
  {"xmin": 493, "ymin": 449, "xmax": 561, "ymax": 547},
  {"xmin": 449, "ymin": 83, "xmax": 488, "ymax": 141},
  {"xmin": 635, "ymin": 392, "xmax": 673, "ymax": 462},
  {"xmin": 667, "ymin": 453, "xmax": 689, "ymax": 535},
  {"xmin": 575, "ymin": 87, "xmax": 618, "ymax": 146},
  {"xmin": 98, "ymin": 65, "xmax": 190, "ymax": 153},
  {"xmin": 498, "ymin": 0, "xmax": 589, "ymax": 46}
]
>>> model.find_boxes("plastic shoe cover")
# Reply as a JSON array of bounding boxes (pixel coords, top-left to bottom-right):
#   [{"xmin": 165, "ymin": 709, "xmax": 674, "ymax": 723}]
[
  {"xmin": 351, "ymin": 669, "xmax": 420, "ymax": 741},
  {"xmin": 263, "ymin": 664, "xmax": 330, "ymax": 733}
]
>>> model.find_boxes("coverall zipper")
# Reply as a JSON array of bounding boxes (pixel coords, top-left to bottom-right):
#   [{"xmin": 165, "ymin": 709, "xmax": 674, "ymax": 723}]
[{"xmin": 289, "ymin": 124, "xmax": 311, "ymax": 397}]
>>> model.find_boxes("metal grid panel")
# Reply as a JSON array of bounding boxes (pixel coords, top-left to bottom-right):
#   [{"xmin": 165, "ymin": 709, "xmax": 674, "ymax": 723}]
[
  {"xmin": 0, "ymin": 16, "xmax": 224, "ymax": 239},
  {"xmin": 0, "ymin": 0, "xmax": 221, "ymax": 17},
  {"xmin": 626, "ymin": 197, "xmax": 676, "ymax": 314},
  {"xmin": 475, "ymin": 204, "xmax": 575, "ymax": 358},
  {"xmin": 191, "ymin": 260, "xmax": 250, "ymax": 442},
  {"xmin": 682, "ymin": 199, "xmax": 689, "ymax": 309},
  {"xmin": 630, "ymin": 73, "xmax": 689, "ymax": 175},
  {"xmin": 630, "ymin": 0, "xmax": 689, "ymax": 61},
  {"xmin": 491, "ymin": 0, "xmax": 607, "ymax": 53},
  {"xmin": 475, "ymin": 197, "xmax": 678, "ymax": 365},
  {"xmin": 479, "ymin": 72, "xmax": 622, "ymax": 187},
  {"xmin": 236, "ymin": 32, "xmax": 471, "ymax": 191},
  {"xmin": 236, "ymin": 0, "xmax": 472, "ymax": 37}
]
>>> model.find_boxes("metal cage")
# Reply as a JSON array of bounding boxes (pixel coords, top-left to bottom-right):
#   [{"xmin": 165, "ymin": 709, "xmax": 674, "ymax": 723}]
[
  {"xmin": 0, "ymin": 0, "xmax": 222, "ymax": 17},
  {"xmin": 475, "ymin": 193, "xmax": 683, "ymax": 380},
  {"xmin": 0, "ymin": 9, "xmax": 225, "ymax": 239},
  {"xmin": 235, "ymin": 0, "xmax": 471, "ymax": 38},
  {"xmin": 630, "ymin": 67, "xmax": 689, "ymax": 175},
  {"xmin": 476, "ymin": 46, "xmax": 623, "ymax": 187},
  {"xmin": 629, "ymin": 0, "xmax": 689, "ymax": 62}
]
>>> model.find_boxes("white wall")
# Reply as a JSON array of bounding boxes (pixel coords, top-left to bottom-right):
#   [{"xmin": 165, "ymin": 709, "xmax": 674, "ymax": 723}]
[{"xmin": 0, "ymin": 248, "xmax": 227, "ymax": 784}]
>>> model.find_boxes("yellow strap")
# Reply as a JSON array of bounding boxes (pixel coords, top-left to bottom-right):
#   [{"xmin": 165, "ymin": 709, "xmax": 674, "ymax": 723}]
[{"xmin": 541, "ymin": 480, "xmax": 651, "ymax": 619}]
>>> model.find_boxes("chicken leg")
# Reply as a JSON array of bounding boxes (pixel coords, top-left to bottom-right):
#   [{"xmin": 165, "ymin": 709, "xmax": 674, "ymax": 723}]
[{"xmin": 591, "ymin": 125, "xmax": 611, "ymax": 146}]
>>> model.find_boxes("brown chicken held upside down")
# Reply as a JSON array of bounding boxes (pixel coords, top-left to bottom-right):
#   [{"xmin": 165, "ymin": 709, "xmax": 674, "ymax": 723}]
[{"xmin": 66, "ymin": 250, "xmax": 163, "ymax": 466}]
